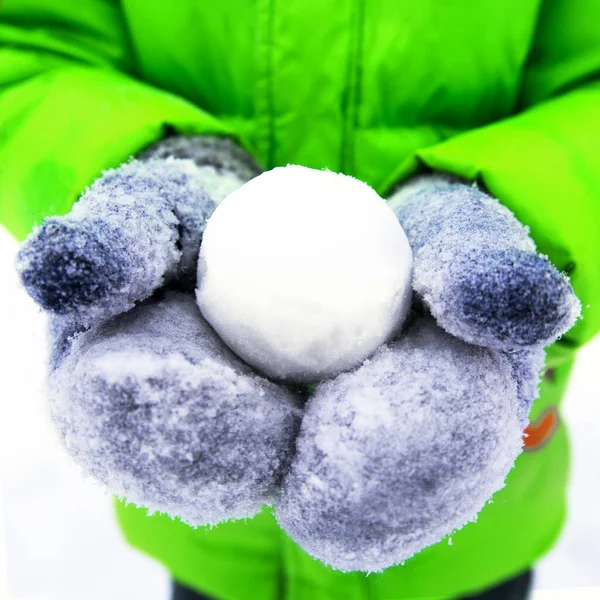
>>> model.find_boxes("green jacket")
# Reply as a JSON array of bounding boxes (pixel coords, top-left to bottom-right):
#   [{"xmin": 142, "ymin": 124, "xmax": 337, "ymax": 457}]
[{"xmin": 1, "ymin": 1, "xmax": 599, "ymax": 598}]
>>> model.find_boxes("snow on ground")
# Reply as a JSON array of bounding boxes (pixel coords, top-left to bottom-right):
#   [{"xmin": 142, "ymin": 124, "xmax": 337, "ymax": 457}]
[{"xmin": 0, "ymin": 224, "xmax": 598, "ymax": 600}]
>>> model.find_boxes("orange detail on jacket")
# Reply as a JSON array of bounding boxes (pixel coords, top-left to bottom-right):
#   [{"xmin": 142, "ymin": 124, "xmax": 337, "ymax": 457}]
[{"xmin": 523, "ymin": 406, "xmax": 559, "ymax": 452}]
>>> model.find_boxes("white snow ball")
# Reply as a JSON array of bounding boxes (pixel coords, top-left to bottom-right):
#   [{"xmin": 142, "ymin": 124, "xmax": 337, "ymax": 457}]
[{"xmin": 196, "ymin": 165, "xmax": 413, "ymax": 383}]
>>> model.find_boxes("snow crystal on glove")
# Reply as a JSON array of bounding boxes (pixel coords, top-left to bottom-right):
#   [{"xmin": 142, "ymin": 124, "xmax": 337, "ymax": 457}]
[
  {"xmin": 49, "ymin": 292, "xmax": 302, "ymax": 526},
  {"xmin": 276, "ymin": 315, "xmax": 524, "ymax": 572}
]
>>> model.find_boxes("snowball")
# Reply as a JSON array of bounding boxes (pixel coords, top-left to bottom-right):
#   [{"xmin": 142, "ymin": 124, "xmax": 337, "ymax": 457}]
[{"xmin": 196, "ymin": 165, "xmax": 413, "ymax": 383}]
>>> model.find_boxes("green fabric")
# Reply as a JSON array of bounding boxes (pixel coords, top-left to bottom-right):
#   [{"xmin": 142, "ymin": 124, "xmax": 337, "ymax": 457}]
[
  {"xmin": 0, "ymin": 0, "xmax": 236, "ymax": 240},
  {"xmin": 1, "ymin": 0, "xmax": 599, "ymax": 598}
]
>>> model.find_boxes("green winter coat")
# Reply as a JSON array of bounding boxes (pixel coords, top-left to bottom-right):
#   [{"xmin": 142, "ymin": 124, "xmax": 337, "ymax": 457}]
[{"xmin": 1, "ymin": 1, "xmax": 599, "ymax": 598}]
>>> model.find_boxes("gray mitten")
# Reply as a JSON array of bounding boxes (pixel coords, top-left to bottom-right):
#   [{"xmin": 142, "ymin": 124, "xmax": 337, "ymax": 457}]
[
  {"xmin": 18, "ymin": 136, "xmax": 302, "ymax": 525},
  {"xmin": 275, "ymin": 175, "xmax": 580, "ymax": 571}
]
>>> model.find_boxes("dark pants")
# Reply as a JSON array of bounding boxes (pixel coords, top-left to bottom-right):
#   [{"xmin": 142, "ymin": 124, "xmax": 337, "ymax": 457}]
[{"xmin": 172, "ymin": 569, "xmax": 533, "ymax": 600}]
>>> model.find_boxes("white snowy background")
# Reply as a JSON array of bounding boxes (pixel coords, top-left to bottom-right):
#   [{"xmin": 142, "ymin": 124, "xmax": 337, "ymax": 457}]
[{"xmin": 0, "ymin": 224, "xmax": 598, "ymax": 600}]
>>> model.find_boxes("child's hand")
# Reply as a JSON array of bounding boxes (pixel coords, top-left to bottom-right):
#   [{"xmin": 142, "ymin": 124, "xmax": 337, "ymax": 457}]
[
  {"xmin": 17, "ymin": 136, "xmax": 302, "ymax": 524},
  {"xmin": 275, "ymin": 177, "xmax": 580, "ymax": 572}
]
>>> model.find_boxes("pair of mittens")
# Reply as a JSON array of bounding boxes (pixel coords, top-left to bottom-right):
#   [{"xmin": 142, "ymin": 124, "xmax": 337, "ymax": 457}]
[{"xmin": 16, "ymin": 141, "xmax": 580, "ymax": 572}]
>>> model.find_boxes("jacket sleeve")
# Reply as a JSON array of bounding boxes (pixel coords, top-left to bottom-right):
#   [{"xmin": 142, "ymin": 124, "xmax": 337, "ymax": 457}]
[
  {"xmin": 0, "ymin": 0, "xmax": 236, "ymax": 241},
  {"xmin": 383, "ymin": 0, "xmax": 600, "ymax": 358}
]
